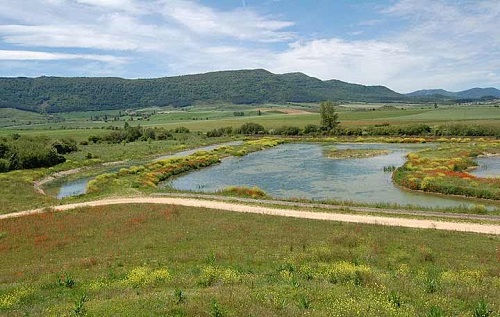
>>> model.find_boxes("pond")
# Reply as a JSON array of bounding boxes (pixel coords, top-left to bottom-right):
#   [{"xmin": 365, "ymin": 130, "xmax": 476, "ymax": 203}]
[
  {"xmin": 56, "ymin": 141, "xmax": 243, "ymax": 199},
  {"xmin": 57, "ymin": 177, "xmax": 92, "ymax": 199},
  {"xmin": 166, "ymin": 143, "xmax": 498, "ymax": 210},
  {"xmin": 471, "ymin": 156, "xmax": 500, "ymax": 178}
]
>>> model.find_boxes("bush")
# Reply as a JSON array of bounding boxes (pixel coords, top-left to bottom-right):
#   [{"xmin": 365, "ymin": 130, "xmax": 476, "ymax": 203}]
[
  {"xmin": 237, "ymin": 122, "xmax": 266, "ymax": 135},
  {"xmin": 274, "ymin": 126, "xmax": 301, "ymax": 136},
  {"xmin": 52, "ymin": 138, "xmax": 78, "ymax": 154},
  {"xmin": 6, "ymin": 137, "xmax": 65, "ymax": 170},
  {"xmin": 156, "ymin": 130, "xmax": 173, "ymax": 140},
  {"xmin": 303, "ymin": 124, "xmax": 320, "ymax": 134},
  {"xmin": 0, "ymin": 158, "xmax": 10, "ymax": 172},
  {"xmin": 88, "ymin": 135, "xmax": 102, "ymax": 143},
  {"xmin": 207, "ymin": 127, "xmax": 233, "ymax": 137},
  {"xmin": 174, "ymin": 127, "xmax": 190, "ymax": 133}
]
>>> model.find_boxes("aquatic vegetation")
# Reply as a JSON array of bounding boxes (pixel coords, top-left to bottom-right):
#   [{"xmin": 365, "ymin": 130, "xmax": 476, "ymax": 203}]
[
  {"xmin": 217, "ymin": 186, "xmax": 269, "ymax": 199},
  {"xmin": 393, "ymin": 142, "xmax": 500, "ymax": 200},
  {"xmin": 327, "ymin": 148, "xmax": 389, "ymax": 159}
]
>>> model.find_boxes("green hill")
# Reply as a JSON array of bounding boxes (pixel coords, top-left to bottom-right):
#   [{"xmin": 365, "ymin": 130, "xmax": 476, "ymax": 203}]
[{"xmin": 0, "ymin": 69, "xmax": 406, "ymax": 113}]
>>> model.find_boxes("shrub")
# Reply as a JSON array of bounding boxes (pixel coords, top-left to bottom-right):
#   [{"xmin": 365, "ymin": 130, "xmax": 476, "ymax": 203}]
[
  {"xmin": 0, "ymin": 158, "xmax": 10, "ymax": 172},
  {"xmin": 303, "ymin": 124, "xmax": 320, "ymax": 134},
  {"xmin": 174, "ymin": 127, "xmax": 190, "ymax": 133},
  {"xmin": 6, "ymin": 137, "xmax": 65, "ymax": 170},
  {"xmin": 237, "ymin": 122, "xmax": 266, "ymax": 135},
  {"xmin": 274, "ymin": 126, "xmax": 301, "ymax": 136},
  {"xmin": 52, "ymin": 138, "xmax": 78, "ymax": 154},
  {"xmin": 88, "ymin": 135, "xmax": 101, "ymax": 143}
]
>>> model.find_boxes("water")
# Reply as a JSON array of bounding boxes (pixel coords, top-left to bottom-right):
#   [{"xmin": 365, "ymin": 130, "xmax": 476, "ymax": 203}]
[
  {"xmin": 56, "ymin": 141, "xmax": 243, "ymax": 199},
  {"xmin": 471, "ymin": 156, "xmax": 500, "ymax": 178},
  {"xmin": 167, "ymin": 143, "xmax": 498, "ymax": 209},
  {"xmin": 57, "ymin": 177, "xmax": 91, "ymax": 199}
]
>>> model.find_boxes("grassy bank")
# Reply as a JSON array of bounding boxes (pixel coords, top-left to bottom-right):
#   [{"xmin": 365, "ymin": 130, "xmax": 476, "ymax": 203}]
[
  {"xmin": 0, "ymin": 204, "xmax": 498, "ymax": 316},
  {"xmin": 393, "ymin": 141, "xmax": 500, "ymax": 200}
]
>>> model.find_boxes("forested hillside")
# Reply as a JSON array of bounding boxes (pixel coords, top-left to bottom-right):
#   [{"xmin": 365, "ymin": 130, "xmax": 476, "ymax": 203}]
[
  {"xmin": 406, "ymin": 87, "xmax": 500, "ymax": 99},
  {"xmin": 0, "ymin": 69, "xmax": 405, "ymax": 113}
]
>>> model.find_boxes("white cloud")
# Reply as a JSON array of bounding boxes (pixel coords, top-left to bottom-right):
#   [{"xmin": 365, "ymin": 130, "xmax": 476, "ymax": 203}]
[
  {"xmin": 0, "ymin": 49, "xmax": 127, "ymax": 63},
  {"xmin": 76, "ymin": 0, "xmax": 143, "ymax": 13},
  {"xmin": 269, "ymin": 39, "xmax": 424, "ymax": 86},
  {"xmin": 378, "ymin": 0, "xmax": 500, "ymax": 91},
  {"xmin": 160, "ymin": 0, "xmax": 295, "ymax": 42},
  {"xmin": 0, "ymin": 24, "xmax": 140, "ymax": 50},
  {"xmin": 0, "ymin": 0, "xmax": 498, "ymax": 92}
]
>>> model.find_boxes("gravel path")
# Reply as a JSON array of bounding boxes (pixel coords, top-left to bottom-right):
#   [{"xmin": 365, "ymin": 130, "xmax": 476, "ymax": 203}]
[{"xmin": 2, "ymin": 197, "xmax": 499, "ymax": 235}]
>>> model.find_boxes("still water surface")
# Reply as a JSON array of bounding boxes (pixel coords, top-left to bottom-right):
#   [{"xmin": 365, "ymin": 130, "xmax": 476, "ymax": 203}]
[
  {"xmin": 471, "ymin": 156, "xmax": 500, "ymax": 178},
  {"xmin": 167, "ymin": 143, "xmax": 498, "ymax": 209},
  {"xmin": 57, "ymin": 141, "xmax": 242, "ymax": 199}
]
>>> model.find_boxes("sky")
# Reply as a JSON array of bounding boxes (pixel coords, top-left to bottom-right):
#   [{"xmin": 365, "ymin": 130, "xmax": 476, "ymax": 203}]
[{"xmin": 0, "ymin": 0, "xmax": 498, "ymax": 93}]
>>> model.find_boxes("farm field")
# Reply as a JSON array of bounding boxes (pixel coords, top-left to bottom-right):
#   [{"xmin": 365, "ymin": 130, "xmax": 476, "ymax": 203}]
[
  {"xmin": 1, "ymin": 103, "xmax": 499, "ymax": 133},
  {"xmin": 1, "ymin": 204, "xmax": 499, "ymax": 316}
]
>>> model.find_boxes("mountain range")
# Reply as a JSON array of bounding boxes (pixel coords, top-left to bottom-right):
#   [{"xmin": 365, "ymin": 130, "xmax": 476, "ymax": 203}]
[
  {"xmin": 405, "ymin": 87, "xmax": 500, "ymax": 99},
  {"xmin": 0, "ymin": 69, "xmax": 497, "ymax": 113}
]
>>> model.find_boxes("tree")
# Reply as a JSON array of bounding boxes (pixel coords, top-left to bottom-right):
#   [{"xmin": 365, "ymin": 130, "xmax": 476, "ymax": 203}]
[{"xmin": 319, "ymin": 101, "xmax": 339, "ymax": 131}]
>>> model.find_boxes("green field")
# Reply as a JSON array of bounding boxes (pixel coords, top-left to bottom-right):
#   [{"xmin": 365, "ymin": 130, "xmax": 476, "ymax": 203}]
[
  {"xmin": 2, "ymin": 104, "xmax": 499, "ymax": 133},
  {"xmin": 1, "ymin": 102, "xmax": 500, "ymax": 316},
  {"xmin": 1, "ymin": 204, "xmax": 498, "ymax": 316}
]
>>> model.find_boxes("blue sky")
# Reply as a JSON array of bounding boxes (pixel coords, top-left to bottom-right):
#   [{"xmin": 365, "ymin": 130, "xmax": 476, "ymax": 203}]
[{"xmin": 0, "ymin": 0, "xmax": 498, "ymax": 93}]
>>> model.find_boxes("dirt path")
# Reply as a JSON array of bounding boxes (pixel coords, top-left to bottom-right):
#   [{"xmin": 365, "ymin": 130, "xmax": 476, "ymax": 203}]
[{"xmin": 2, "ymin": 197, "xmax": 499, "ymax": 235}]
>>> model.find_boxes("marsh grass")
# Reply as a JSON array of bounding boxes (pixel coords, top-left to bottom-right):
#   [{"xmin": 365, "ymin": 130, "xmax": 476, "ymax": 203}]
[{"xmin": 0, "ymin": 204, "xmax": 498, "ymax": 316}]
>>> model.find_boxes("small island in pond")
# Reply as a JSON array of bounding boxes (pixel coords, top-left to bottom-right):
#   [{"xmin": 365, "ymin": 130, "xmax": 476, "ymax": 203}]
[{"xmin": 326, "ymin": 148, "xmax": 390, "ymax": 159}]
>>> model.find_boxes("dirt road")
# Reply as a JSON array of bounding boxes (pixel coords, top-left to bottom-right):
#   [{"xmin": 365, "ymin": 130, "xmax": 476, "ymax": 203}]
[{"xmin": 1, "ymin": 197, "xmax": 499, "ymax": 235}]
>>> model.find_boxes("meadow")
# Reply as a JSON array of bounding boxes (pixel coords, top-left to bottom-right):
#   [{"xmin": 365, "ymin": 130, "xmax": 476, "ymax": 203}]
[
  {"xmin": 0, "ymin": 204, "xmax": 499, "ymax": 316},
  {"xmin": 2, "ymin": 103, "xmax": 499, "ymax": 133},
  {"xmin": 1, "ymin": 102, "xmax": 500, "ymax": 316}
]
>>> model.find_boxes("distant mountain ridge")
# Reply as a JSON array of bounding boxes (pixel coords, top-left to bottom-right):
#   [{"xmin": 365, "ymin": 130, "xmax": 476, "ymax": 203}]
[
  {"xmin": 406, "ymin": 87, "xmax": 500, "ymax": 99},
  {"xmin": 0, "ymin": 69, "xmax": 497, "ymax": 113},
  {"xmin": 0, "ymin": 69, "xmax": 405, "ymax": 113}
]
